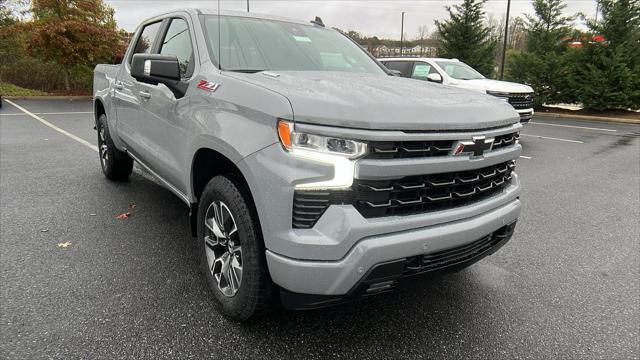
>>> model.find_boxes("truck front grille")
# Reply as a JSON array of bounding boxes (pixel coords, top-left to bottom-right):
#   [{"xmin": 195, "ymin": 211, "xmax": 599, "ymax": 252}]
[
  {"xmin": 366, "ymin": 132, "xmax": 518, "ymax": 159},
  {"xmin": 292, "ymin": 160, "xmax": 515, "ymax": 228},
  {"xmin": 353, "ymin": 160, "xmax": 515, "ymax": 217},
  {"xmin": 507, "ymin": 93, "xmax": 534, "ymax": 109},
  {"xmin": 488, "ymin": 92, "xmax": 534, "ymax": 110}
]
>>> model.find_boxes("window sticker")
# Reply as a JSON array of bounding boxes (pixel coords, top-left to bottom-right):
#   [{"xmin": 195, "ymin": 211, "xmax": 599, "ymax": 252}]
[
  {"xmin": 412, "ymin": 64, "xmax": 431, "ymax": 78},
  {"xmin": 293, "ymin": 35, "xmax": 312, "ymax": 42}
]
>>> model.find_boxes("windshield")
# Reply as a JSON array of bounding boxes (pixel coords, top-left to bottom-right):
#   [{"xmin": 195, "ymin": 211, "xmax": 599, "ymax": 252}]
[
  {"xmin": 435, "ymin": 61, "xmax": 484, "ymax": 80},
  {"xmin": 202, "ymin": 15, "xmax": 385, "ymax": 74}
]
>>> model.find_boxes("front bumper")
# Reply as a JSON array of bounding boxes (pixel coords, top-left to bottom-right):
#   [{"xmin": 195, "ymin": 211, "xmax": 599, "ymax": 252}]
[
  {"xmin": 516, "ymin": 108, "xmax": 534, "ymax": 123},
  {"xmin": 237, "ymin": 124, "xmax": 522, "ymax": 299},
  {"xmin": 279, "ymin": 220, "xmax": 517, "ymax": 309},
  {"xmin": 266, "ymin": 195, "xmax": 520, "ymax": 298}
]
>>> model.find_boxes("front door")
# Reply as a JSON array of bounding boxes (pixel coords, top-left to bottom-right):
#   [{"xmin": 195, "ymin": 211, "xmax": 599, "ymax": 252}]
[{"xmin": 137, "ymin": 17, "xmax": 196, "ymax": 192}]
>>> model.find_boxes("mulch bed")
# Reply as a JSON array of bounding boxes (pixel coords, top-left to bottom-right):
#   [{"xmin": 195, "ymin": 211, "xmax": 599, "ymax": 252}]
[{"xmin": 537, "ymin": 106, "xmax": 640, "ymax": 120}]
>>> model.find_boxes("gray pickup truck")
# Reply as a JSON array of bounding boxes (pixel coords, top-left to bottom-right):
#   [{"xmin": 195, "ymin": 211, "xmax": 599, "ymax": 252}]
[{"xmin": 93, "ymin": 9, "xmax": 522, "ymax": 320}]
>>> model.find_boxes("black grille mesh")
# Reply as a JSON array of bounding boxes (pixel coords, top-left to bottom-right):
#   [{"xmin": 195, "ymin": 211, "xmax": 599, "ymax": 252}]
[
  {"xmin": 293, "ymin": 160, "xmax": 515, "ymax": 229},
  {"xmin": 507, "ymin": 93, "xmax": 534, "ymax": 109},
  {"xmin": 365, "ymin": 132, "xmax": 518, "ymax": 160},
  {"xmin": 404, "ymin": 221, "xmax": 517, "ymax": 274}
]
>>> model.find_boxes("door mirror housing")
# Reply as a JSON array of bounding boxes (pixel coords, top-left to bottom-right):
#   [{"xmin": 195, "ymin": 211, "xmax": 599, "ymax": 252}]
[
  {"xmin": 388, "ymin": 69, "xmax": 402, "ymax": 77},
  {"xmin": 427, "ymin": 73, "xmax": 443, "ymax": 83},
  {"xmin": 131, "ymin": 54, "xmax": 187, "ymax": 98}
]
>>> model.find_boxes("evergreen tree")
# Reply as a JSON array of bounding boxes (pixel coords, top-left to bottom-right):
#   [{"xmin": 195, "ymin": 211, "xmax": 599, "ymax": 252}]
[
  {"xmin": 588, "ymin": 0, "xmax": 640, "ymax": 48},
  {"xmin": 435, "ymin": 0, "xmax": 497, "ymax": 76},
  {"xmin": 505, "ymin": 0, "xmax": 576, "ymax": 106},
  {"xmin": 576, "ymin": 0, "xmax": 640, "ymax": 110},
  {"xmin": 524, "ymin": 0, "xmax": 574, "ymax": 54}
]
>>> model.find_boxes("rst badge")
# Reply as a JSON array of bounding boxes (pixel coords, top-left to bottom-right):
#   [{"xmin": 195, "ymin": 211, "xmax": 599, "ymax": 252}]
[
  {"xmin": 197, "ymin": 80, "xmax": 220, "ymax": 92},
  {"xmin": 452, "ymin": 136, "xmax": 494, "ymax": 157}
]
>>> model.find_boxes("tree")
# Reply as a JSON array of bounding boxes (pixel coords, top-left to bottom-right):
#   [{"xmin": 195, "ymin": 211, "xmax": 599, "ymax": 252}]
[
  {"xmin": 26, "ymin": 0, "xmax": 122, "ymax": 91},
  {"xmin": 435, "ymin": 0, "xmax": 497, "ymax": 76},
  {"xmin": 524, "ymin": 0, "xmax": 574, "ymax": 54},
  {"xmin": 587, "ymin": 0, "xmax": 640, "ymax": 48},
  {"xmin": 575, "ymin": 0, "xmax": 640, "ymax": 110},
  {"xmin": 0, "ymin": 0, "xmax": 28, "ymax": 80},
  {"xmin": 417, "ymin": 25, "xmax": 429, "ymax": 56},
  {"xmin": 505, "ymin": 0, "xmax": 577, "ymax": 106}
]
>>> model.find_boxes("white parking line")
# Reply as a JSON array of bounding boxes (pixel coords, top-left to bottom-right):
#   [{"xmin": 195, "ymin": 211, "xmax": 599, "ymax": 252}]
[
  {"xmin": 1, "ymin": 111, "xmax": 93, "ymax": 116},
  {"xmin": 530, "ymin": 121, "xmax": 617, "ymax": 132},
  {"xmin": 520, "ymin": 133, "xmax": 584, "ymax": 144},
  {"xmin": 519, "ymin": 155, "xmax": 532, "ymax": 159},
  {"xmin": 4, "ymin": 99, "xmax": 98, "ymax": 152}
]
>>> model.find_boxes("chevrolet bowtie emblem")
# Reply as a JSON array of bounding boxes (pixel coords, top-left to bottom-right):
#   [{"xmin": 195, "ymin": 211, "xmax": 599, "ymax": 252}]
[{"xmin": 453, "ymin": 136, "xmax": 494, "ymax": 157}]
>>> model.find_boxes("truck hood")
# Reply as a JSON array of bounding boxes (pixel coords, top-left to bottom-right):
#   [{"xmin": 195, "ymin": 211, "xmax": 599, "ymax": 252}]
[
  {"xmin": 450, "ymin": 78, "xmax": 534, "ymax": 94},
  {"xmin": 227, "ymin": 71, "xmax": 519, "ymax": 131}
]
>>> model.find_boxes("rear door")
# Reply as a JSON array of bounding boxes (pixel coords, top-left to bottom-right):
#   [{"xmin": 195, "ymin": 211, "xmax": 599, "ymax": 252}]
[{"xmin": 114, "ymin": 20, "xmax": 164, "ymax": 151}]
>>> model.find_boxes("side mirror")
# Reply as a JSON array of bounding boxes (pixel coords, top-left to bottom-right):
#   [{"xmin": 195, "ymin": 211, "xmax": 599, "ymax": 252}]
[
  {"xmin": 131, "ymin": 54, "xmax": 187, "ymax": 98},
  {"xmin": 388, "ymin": 69, "xmax": 402, "ymax": 77},
  {"xmin": 427, "ymin": 73, "xmax": 443, "ymax": 83}
]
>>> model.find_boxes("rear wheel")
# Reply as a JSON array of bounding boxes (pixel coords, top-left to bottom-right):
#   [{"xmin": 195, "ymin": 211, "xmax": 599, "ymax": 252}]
[
  {"xmin": 97, "ymin": 114, "xmax": 133, "ymax": 181},
  {"xmin": 198, "ymin": 175, "xmax": 273, "ymax": 321}
]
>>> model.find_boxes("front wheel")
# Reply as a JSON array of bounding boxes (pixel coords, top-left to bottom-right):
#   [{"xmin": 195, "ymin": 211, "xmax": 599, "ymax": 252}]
[
  {"xmin": 197, "ymin": 175, "xmax": 274, "ymax": 321},
  {"xmin": 97, "ymin": 114, "xmax": 133, "ymax": 181}
]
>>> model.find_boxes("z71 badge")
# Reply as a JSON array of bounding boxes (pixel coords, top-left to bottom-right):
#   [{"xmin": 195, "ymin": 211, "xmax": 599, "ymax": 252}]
[{"xmin": 197, "ymin": 80, "xmax": 220, "ymax": 92}]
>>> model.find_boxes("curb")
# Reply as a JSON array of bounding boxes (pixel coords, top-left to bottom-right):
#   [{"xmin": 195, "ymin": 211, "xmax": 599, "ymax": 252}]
[
  {"xmin": 536, "ymin": 112, "xmax": 640, "ymax": 125},
  {"xmin": 3, "ymin": 95, "xmax": 92, "ymax": 101}
]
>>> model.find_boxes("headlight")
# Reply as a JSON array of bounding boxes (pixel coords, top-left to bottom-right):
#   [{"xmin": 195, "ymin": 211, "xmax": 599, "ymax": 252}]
[
  {"xmin": 486, "ymin": 90, "xmax": 510, "ymax": 102},
  {"xmin": 277, "ymin": 120, "xmax": 367, "ymax": 159},
  {"xmin": 277, "ymin": 119, "xmax": 367, "ymax": 190}
]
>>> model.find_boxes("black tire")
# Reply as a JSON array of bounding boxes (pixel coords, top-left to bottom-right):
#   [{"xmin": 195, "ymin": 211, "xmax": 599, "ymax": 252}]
[
  {"xmin": 97, "ymin": 114, "xmax": 133, "ymax": 181},
  {"xmin": 197, "ymin": 175, "xmax": 274, "ymax": 321}
]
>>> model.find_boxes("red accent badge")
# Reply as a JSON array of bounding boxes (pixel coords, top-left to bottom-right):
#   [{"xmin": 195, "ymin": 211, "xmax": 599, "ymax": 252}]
[{"xmin": 197, "ymin": 80, "xmax": 220, "ymax": 92}]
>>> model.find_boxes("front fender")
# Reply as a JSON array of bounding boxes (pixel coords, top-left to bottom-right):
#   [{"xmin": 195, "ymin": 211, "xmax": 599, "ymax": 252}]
[{"xmin": 184, "ymin": 71, "xmax": 294, "ymax": 200}]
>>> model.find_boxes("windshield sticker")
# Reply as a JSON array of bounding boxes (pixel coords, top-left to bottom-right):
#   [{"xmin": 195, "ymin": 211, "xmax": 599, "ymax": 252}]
[{"xmin": 293, "ymin": 35, "xmax": 312, "ymax": 42}]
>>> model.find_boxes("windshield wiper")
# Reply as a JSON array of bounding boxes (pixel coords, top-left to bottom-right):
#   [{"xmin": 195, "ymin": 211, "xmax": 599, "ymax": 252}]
[{"xmin": 225, "ymin": 69, "xmax": 267, "ymax": 73}]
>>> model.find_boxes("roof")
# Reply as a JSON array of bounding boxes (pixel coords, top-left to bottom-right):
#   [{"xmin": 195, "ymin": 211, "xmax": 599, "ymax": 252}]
[
  {"xmin": 197, "ymin": 8, "xmax": 313, "ymax": 26},
  {"xmin": 377, "ymin": 57, "xmax": 459, "ymax": 62}
]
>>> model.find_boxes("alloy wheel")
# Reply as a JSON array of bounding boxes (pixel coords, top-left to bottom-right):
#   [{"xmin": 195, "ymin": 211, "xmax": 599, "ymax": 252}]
[
  {"xmin": 98, "ymin": 126, "xmax": 108, "ymax": 168},
  {"xmin": 204, "ymin": 201, "xmax": 243, "ymax": 297}
]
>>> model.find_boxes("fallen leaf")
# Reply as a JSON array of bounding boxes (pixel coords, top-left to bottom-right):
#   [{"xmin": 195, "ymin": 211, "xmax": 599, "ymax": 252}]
[
  {"xmin": 57, "ymin": 241, "xmax": 72, "ymax": 248},
  {"xmin": 116, "ymin": 212, "xmax": 131, "ymax": 219}
]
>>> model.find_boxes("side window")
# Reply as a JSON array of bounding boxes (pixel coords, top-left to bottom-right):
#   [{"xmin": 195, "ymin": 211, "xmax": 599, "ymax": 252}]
[
  {"xmin": 130, "ymin": 21, "xmax": 162, "ymax": 65},
  {"xmin": 159, "ymin": 18, "xmax": 194, "ymax": 78},
  {"xmin": 384, "ymin": 61, "xmax": 413, "ymax": 77},
  {"xmin": 411, "ymin": 62, "xmax": 438, "ymax": 79}
]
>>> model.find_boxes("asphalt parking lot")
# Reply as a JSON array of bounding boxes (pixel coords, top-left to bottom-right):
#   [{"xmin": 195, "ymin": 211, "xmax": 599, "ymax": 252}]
[{"xmin": 1, "ymin": 99, "xmax": 638, "ymax": 359}]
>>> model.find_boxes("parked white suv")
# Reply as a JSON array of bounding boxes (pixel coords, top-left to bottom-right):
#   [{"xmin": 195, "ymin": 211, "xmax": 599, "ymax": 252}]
[{"xmin": 380, "ymin": 57, "xmax": 534, "ymax": 123}]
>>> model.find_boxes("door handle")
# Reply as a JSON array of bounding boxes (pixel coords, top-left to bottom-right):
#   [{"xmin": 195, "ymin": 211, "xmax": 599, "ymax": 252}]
[{"xmin": 139, "ymin": 91, "xmax": 152, "ymax": 100}]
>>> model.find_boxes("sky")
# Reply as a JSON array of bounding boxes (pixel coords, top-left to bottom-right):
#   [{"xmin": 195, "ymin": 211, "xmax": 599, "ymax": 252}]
[{"xmin": 104, "ymin": 0, "xmax": 599, "ymax": 39}]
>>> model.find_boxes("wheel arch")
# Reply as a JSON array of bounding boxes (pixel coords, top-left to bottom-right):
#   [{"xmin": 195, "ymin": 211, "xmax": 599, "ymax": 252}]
[
  {"xmin": 93, "ymin": 98, "xmax": 106, "ymax": 128},
  {"xmin": 189, "ymin": 147, "xmax": 262, "ymax": 238}
]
